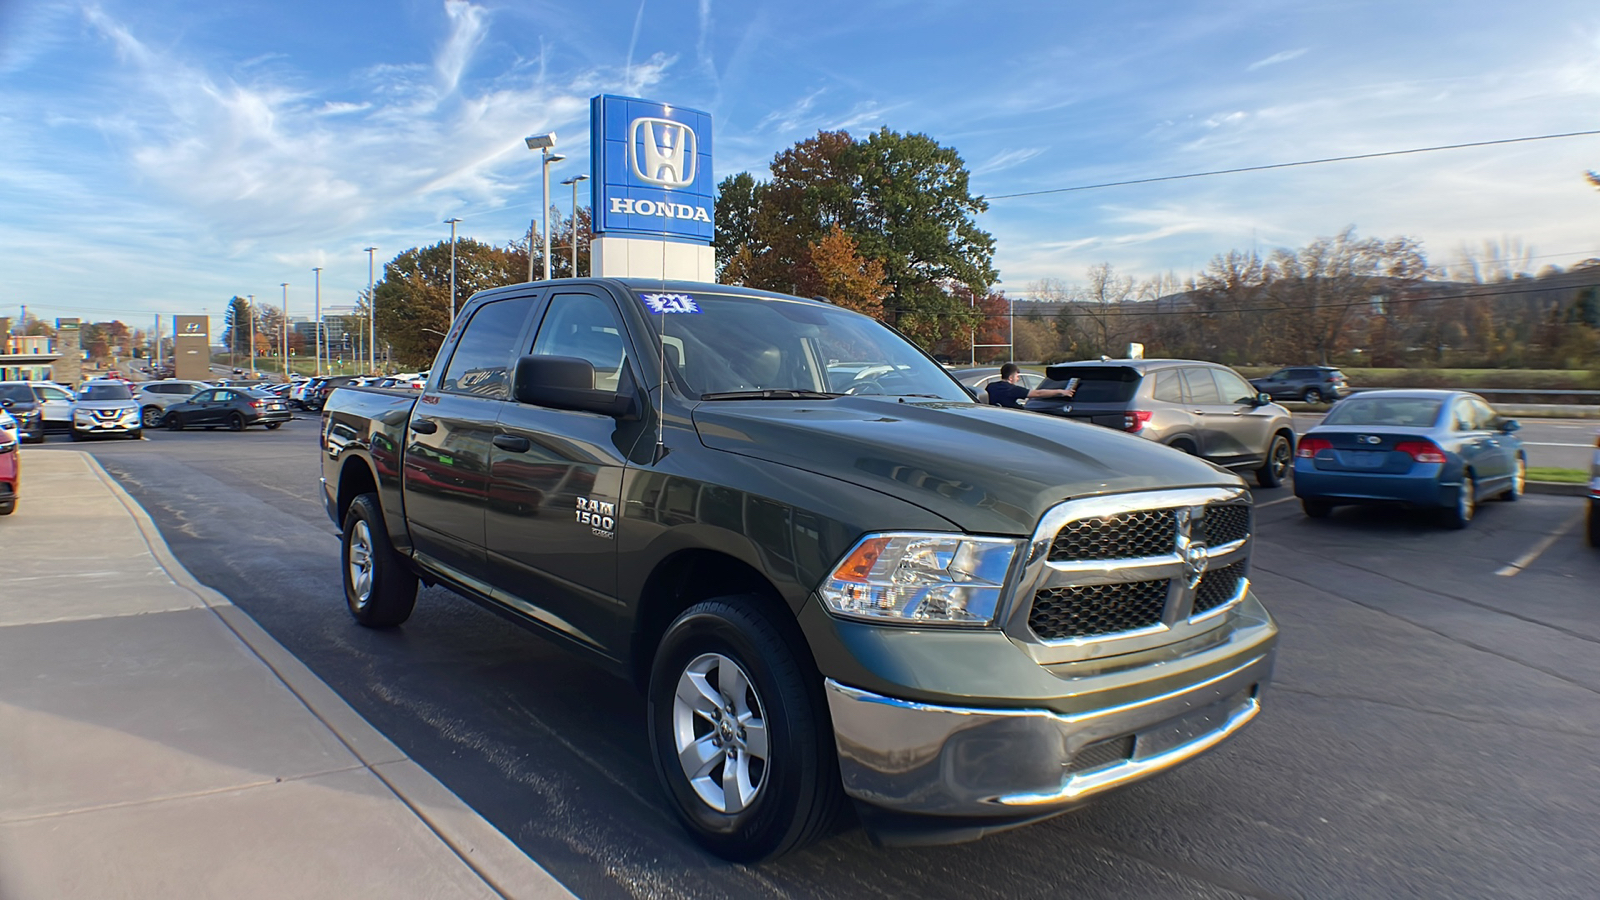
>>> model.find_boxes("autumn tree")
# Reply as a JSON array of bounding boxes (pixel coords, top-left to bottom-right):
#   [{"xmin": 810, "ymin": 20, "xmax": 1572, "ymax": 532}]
[
  {"xmin": 373, "ymin": 238, "xmax": 525, "ymax": 366},
  {"xmin": 1267, "ymin": 228, "xmax": 1430, "ymax": 364},
  {"xmin": 804, "ymin": 225, "xmax": 888, "ymax": 317}
]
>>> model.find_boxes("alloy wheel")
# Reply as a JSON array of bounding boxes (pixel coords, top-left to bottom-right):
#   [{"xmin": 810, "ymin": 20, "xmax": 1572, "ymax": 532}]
[
  {"xmin": 1270, "ymin": 438, "xmax": 1291, "ymax": 480},
  {"xmin": 1459, "ymin": 477, "xmax": 1475, "ymax": 522},
  {"xmin": 348, "ymin": 520, "xmax": 374, "ymax": 609},
  {"xmin": 671, "ymin": 652, "xmax": 769, "ymax": 815},
  {"xmin": 142, "ymin": 406, "xmax": 163, "ymax": 427}
]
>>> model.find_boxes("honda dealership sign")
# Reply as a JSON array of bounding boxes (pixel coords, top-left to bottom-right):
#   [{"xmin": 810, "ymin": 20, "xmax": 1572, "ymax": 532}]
[{"xmin": 589, "ymin": 95, "xmax": 716, "ymax": 279}]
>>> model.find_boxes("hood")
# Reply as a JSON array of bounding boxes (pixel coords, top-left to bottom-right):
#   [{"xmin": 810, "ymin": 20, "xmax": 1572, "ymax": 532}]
[{"xmin": 692, "ymin": 397, "xmax": 1242, "ymax": 535}]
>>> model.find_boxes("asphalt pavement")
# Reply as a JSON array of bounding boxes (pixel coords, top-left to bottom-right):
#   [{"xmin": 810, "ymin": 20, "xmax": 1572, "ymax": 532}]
[{"xmin": 28, "ymin": 423, "xmax": 1600, "ymax": 899}]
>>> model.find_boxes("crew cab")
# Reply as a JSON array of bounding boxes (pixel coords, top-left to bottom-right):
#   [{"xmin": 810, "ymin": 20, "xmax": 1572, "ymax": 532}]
[{"xmin": 320, "ymin": 279, "xmax": 1279, "ymax": 860}]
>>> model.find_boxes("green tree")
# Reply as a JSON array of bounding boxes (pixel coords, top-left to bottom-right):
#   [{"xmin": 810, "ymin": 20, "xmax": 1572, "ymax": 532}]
[
  {"xmin": 221, "ymin": 296, "xmax": 252, "ymax": 360},
  {"xmin": 373, "ymin": 239, "xmax": 524, "ymax": 366}
]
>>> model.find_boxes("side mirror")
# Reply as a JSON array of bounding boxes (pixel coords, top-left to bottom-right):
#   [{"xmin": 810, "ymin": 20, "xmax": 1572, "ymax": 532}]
[
  {"xmin": 512, "ymin": 355, "xmax": 638, "ymax": 420},
  {"xmin": 1500, "ymin": 419, "xmax": 1520, "ymax": 433},
  {"xmin": 1255, "ymin": 392, "xmax": 1272, "ymax": 406}
]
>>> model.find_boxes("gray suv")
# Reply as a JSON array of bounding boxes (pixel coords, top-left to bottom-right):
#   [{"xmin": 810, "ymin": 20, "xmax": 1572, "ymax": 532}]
[
  {"xmin": 1250, "ymin": 365, "xmax": 1349, "ymax": 403},
  {"xmin": 1026, "ymin": 359, "xmax": 1296, "ymax": 487}
]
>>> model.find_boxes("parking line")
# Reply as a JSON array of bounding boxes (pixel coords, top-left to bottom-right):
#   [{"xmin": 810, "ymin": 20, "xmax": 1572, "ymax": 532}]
[
  {"xmin": 1522, "ymin": 441, "xmax": 1593, "ymax": 448},
  {"xmin": 1255, "ymin": 496, "xmax": 1298, "ymax": 509},
  {"xmin": 1495, "ymin": 511, "xmax": 1585, "ymax": 577}
]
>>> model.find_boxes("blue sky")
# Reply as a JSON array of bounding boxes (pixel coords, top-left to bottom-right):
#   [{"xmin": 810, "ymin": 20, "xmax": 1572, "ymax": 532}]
[{"xmin": 3, "ymin": 0, "xmax": 1599, "ymax": 334}]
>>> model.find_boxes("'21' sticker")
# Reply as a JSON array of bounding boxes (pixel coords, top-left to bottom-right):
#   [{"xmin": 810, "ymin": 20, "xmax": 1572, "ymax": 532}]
[{"xmin": 641, "ymin": 293, "xmax": 702, "ymax": 314}]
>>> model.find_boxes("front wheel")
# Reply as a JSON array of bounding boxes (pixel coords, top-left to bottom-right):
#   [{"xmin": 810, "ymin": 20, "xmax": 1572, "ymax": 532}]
[
  {"xmin": 141, "ymin": 405, "xmax": 164, "ymax": 427},
  {"xmin": 126, "ymin": 429, "xmax": 142, "ymax": 441},
  {"xmin": 227, "ymin": 412, "xmax": 245, "ymax": 432},
  {"xmin": 341, "ymin": 493, "xmax": 418, "ymax": 627},
  {"xmin": 1500, "ymin": 457, "xmax": 1525, "ymax": 502},
  {"xmin": 647, "ymin": 599, "xmax": 840, "ymax": 862},
  {"xmin": 1588, "ymin": 500, "xmax": 1600, "ymax": 548},
  {"xmin": 1255, "ymin": 434, "xmax": 1292, "ymax": 488},
  {"xmin": 69, "ymin": 428, "xmax": 83, "ymax": 442},
  {"xmin": 165, "ymin": 414, "xmax": 184, "ymax": 431}
]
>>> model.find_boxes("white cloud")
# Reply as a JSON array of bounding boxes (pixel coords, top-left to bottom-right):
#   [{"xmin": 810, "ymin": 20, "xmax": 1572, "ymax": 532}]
[
  {"xmin": 973, "ymin": 147, "xmax": 1046, "ymax": 176},
  {"xmin": 1247, "ymin": 48, "xmax": 1308, "ymax": 72}
]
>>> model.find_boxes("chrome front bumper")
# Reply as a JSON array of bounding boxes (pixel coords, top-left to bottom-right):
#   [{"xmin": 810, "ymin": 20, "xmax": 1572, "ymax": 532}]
[{"xmin": 824, "ymin": 648, "xmax": 1274, "ymax": 821}]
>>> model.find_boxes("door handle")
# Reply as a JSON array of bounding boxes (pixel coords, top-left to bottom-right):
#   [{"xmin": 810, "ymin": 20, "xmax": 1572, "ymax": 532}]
[
  {"xmin": 493, "ymin": 434, "xmax": 531, "ymax": 453},
  {"xmin": 410, "ymin": 418, "xmax": 438, "ymax": 434}
]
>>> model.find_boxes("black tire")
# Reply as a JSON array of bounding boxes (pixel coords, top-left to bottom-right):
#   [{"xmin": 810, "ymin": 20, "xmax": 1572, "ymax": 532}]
[
  {"xmin": 1440, "ymin": 474, "xmax": 1476, "ymax": 530},
  {"xmin": 1588, "ymin": 500, "xmax": 1600, "ymax": 549},
  {"xmin": 227, "ymin": 412, "xmax": 245, "ymax": 432},
  {"xmin": 1168, "ymin": 439, "xmax": 1199, "ymax": 456},
  {"xmin": 647, "ymin": 599, "xmax": 841, "ymax": 862},
  {"xmin": 340, "ymin": 493, "xmax": 418, "ymax": 627},
  {"xmin": 1302, "ymin": 498, "xmax": 1333, "ymax": 518},
  {"xmin": 1301, "ymin": 387, "xmax": 1323, "ymax": 404},
  {"xmin": 126, "ymin": 429, "xmax": 142, "ymax": 441},
  {"xmin": 141, "ymin": 405, "xmax": 164, "ymax": 427},
  {"xmin": 265, "ymin": 422, "xmax": 282, "ymax": 430},
  {"xmin": 165, "ymin": 413, "xmax": 184, "ymax": 431},
  {"xmin": 0, "ymin": 499, "xmax": 13, "ymax": 516},
  {"xmin": 69, "ymin": 428, "xmax": 83, "ymax": 442},
  {"xmin": 1500, "ymin": 456, "xmax": 1525, "ymax": 502},
  {"xmin": 1255, "ymin": 433, "xmax": 1292, "ymax": 488}
]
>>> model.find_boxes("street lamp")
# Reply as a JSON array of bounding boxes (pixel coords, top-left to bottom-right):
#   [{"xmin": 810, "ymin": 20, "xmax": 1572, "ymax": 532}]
[
  {"xmin": 560, "ymin": 173, "xmax": 589, "ymax": 277},
  {"xmin": 444, "ymin": 218, "xmax": 461, "ymax": 322},
  {"xmin": 247, "ymin": 293, "xmax": 255, "ymax": 377},
  {"xmin": 313, "ymin": 266, "xmax": 323, "ymax": 377},
  {"xmin": 525, "ymin": 132, "xmax": 562, "ymax": 280},
  {"xmin": 363, "ymin": 246, "xmax": 377, "ymax": 374},
  {"xmin": 280, "ymin": 283, "xmax": 289, "ymax": 377}
]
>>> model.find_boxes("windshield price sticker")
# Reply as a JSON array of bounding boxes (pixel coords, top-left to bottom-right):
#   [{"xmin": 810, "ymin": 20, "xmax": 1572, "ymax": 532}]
[{"xmin": 641, "ymin": 293, "xmax": 702, "ymax": 314}]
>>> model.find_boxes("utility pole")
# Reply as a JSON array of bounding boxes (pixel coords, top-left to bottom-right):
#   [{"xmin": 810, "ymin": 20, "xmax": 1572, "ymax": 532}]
[
  {"xmin": 247, "ymin": 294, "xmax": 255, "ymax": 377},
  {"xmin": 280, "ymin": 283, "xmax": 289, "ymax": 377},
  {"xmin": 313, "ymin": 267, "xmax": 323, "ymax": 377}
]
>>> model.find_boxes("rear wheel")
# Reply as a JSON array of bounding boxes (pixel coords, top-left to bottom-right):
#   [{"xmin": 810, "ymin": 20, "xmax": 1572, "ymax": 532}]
[
  {"xmin": 1169, "ymin": 439, "xmax": 1198, "ymax": 456},
  {"xmin": 1302, "ymin": 498, "xmax": 1332, "ymax": 518},
  {"xmin": 648, "ymin": 599, "xmax": 840, "ymax": 862},
  {"xmin": 227, "ymin": 412, "xmax": 245, "ymax": 432},
  {"xmin": 1255, "ymin": 434, "xmax": 1292, "ymax": 488},
  {"xmin": 341, "ymin": 493, "xmax": 417, "ymax": 627},
  {"xmin": 1301, "ymin": 387, "xmax": 1323, "ymax": 404},
  {"xmin": 1588, "ymin": 500, "xmax": 1600, "ymax": 548},
  {"xmin": 1441, "ymin": 475, "xmax": 1476, "ymax": 529},
  {"xmin": 265, "ymin": 422, "xmax": 282, "ymax": 430}
]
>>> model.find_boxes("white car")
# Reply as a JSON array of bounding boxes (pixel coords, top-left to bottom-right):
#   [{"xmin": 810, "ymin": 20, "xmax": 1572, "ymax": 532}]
[
  {"xmin": 135, "ymin": 380, "xmax": 214, "ymax": 427},
  {"xmin": 29, "ymin": 382, "xmax": 75, "ymax": 432},
  {"xmin": 71, "ymin": 380, "xmax": 142, "ymax": 440}
]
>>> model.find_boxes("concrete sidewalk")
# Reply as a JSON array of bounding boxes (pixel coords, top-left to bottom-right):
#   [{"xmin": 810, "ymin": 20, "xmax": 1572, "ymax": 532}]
[{"xmin": 0, "ymin": 450, "xmax": 575, "ymax": 900}]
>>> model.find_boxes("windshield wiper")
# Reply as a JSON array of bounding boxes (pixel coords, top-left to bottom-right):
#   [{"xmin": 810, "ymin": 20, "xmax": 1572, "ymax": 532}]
[{"xmin": 699, "ymin": 389, "xmax": 844, "ymax": 401}]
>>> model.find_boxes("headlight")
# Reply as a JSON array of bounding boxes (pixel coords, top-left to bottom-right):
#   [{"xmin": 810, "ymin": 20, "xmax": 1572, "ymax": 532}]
[{"xmin": 819, "ymin": 533, "xmax": 1022, "ymax": 626}]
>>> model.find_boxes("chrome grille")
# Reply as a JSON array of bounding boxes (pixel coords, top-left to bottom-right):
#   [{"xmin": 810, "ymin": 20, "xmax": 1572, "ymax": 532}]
[
  {"xmin": 1201, "ymin": 505, "xmax": 1250, "ymax": 546},
  {"xmin": 1048, "ymin": 509, "xmax": 1175, "ymax": 561},
  {"xmin": 1019, "ymin": 490, "xmax": 1253, "ymax": 648},
  {"xmin": 1194, "ymin": 562, "xmax": 1247, "ymax": 615},
  {"xmin": 1029, "ymin": 580, "xmax": 1167, "ymax": 639}
]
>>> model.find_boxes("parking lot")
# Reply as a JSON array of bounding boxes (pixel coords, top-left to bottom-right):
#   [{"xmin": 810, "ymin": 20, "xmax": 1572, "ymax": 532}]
[{"xmin": 34, "ymin": 423, "xmax": 1600, "ymax": 900}]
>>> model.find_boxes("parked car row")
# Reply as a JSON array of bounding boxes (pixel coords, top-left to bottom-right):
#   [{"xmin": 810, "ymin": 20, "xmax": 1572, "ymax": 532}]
[{"xmin": 0, "ymin": 407, "xmax": 18, "ymax": 515}]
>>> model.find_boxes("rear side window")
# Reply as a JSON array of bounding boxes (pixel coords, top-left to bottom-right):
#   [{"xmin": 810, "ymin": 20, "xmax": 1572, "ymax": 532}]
[
  {"xmin": 1040, "ymin": 366, "xmax": 1140, "ymax": 403},
  {"xmin": 1152, "ymin": 370, "xmax": 1184, "ymax": 403},
  {"xmin": 440, "ymin": 298, "xmax": 534, "ymax": 399},
  {"xmin": 1180, "ymin": 367, "xmax": 1222, "ymax": 404}
]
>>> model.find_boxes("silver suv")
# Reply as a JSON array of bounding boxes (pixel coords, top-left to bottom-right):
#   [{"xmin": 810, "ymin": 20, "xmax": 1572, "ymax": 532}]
[{"xmin": 1026, "ymin": 359, "xmax": 1296, "ymax": 487}]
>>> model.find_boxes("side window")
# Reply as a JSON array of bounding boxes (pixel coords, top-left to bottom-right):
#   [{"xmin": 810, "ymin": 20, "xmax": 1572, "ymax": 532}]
[
  {"xmin": 1181, "ymin": 367, "xmax": 1222, "ymax": 404},
  {"xmin": 1152, "ymin": 370, "xmax": 1184, "ymax": 403},
  {"xmin": 1211, "ymin": 368, "xmax": 1258, "ymax": 405},
  {"xmin": 440, "ymin": 298, "xmax": 533, "ymax": 399},
  {"xmin": 530, "ymin": 293, "xmax": 630, "ymax": 392},
  {"xmin": 1289, "ymin": 368, "xmax": 1313, "ymax": 380},
  {"xmin": 217, "ymin": 391, "xmax": 237, "ymax": 402},
  {"xmin": 194, "ymin": 390, "xmax": 216, "ymax": 403}
]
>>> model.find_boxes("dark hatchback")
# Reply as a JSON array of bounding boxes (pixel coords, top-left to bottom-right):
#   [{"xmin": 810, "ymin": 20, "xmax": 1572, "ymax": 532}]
[
  {"xmin": 0, "ymin": 382, "xmax": 44, "ymax": 443},
  {"xmin": 161, "ymin": 387, "xmax": 291, "ymax": 431}
]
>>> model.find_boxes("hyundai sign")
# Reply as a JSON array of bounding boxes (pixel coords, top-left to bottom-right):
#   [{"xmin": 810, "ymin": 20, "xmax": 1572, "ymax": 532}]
[{"xmin": 590, "ymin": 95, "xmax": 714, "ymax": 244}]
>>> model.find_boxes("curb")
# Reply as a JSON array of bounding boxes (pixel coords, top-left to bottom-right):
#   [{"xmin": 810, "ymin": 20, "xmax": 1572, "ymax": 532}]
[
  {"xmin": 1526, "ymin": 480, "xmax": 1590, "ymax": 497},
  {"xmin": 80, "ymin": 453, "xmax": 576, "ymax": 900}
]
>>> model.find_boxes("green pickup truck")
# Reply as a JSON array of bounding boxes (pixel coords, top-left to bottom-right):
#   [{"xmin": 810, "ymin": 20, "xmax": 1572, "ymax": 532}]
[{"xmin": 320, "ymin": 279, "xmax": 1278, "ymax": 860}]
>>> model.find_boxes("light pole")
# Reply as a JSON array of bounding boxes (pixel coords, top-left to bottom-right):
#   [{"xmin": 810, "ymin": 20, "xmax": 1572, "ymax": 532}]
[
  {"xmin": 364, "ymin": 247, "xmax": 377, "ymax": 374},
  {"xmin": 444, "ymin": 218, "xmax": 461, "ymax": 322},
  {"xmin": 280, "ymin": 283, "xmax": 288, "ymax": 377},
  {"xmin": 313, "ymin": 266, "xmax": 323, "ymax": 377},
  {"xmin": 524, "ymin": 132, "xmax": 561, "ymax": 280},
  {"xmin": 561, "ymin": 173, "xmax": 588, "ymax": 277},
  {"xmin": 247, "ymin": 294, "xmax": 255, "ymax": 376}
]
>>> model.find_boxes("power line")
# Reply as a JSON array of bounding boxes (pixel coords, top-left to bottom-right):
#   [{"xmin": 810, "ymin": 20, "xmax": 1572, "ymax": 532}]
[{"xmin": 986, "ymin": 129, "xmax": 1600, "ymax": 200}]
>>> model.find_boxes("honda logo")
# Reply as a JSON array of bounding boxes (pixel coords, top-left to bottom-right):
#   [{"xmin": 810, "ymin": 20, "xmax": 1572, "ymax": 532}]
[
  {"xmin": 630, "ymin": 117, "xmax": 697, "ymax": 188},
  {"xmin": 1358, "ymin": 435, "xmax": 1381, "ymax": 444}
]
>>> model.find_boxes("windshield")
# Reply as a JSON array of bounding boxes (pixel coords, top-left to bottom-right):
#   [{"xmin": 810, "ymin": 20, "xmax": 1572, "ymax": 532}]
[
  {"xmin": 0, "ymin": 384, "xmax": 36, "ymax": 404},
  {"xmin": 77, "ymin": 383, "xmax": 134, "ymax": 402},
  {"xmin": 634, "ymin": 290, "xmax": 970, "ymax": 402},
  {"xmin": 1322, "ymin": 397, "xmax": 1443, "ymax": 427}
]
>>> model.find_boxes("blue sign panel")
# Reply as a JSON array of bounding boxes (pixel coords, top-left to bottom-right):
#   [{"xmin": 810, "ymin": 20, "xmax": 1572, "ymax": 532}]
[{"xmin": 590, "ymin": 95, "xmax": 714, "ymax": 244}]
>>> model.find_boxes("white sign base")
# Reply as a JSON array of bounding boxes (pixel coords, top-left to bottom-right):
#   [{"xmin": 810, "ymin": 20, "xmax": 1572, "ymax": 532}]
[{"xmin": 592, "ymin": 237, "xmax": 715, "ymax": 281}]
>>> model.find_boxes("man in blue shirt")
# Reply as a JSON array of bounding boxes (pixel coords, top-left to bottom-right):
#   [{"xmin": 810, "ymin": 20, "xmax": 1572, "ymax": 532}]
[{"xmin": 985, "ymin": 363, "xmax": 1077, "ymax": 409}]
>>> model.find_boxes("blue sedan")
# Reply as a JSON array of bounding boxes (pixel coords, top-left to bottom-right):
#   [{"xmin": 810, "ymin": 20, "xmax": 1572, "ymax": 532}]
[{"xmin": 1293, "ymin": 390, "xmax": 1526, "ymax": 529}]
